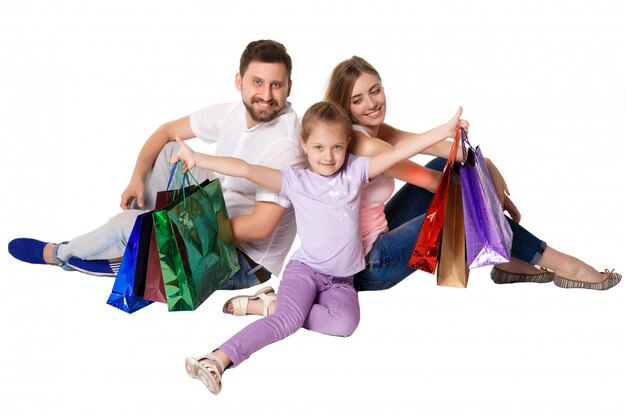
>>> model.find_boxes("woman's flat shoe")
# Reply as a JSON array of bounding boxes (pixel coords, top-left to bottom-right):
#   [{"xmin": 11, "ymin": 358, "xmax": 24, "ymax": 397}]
[
  {"xmin": 491, "ymin": 266, "xmax": 555, "ymax": 284},
  {"xmin": 553, "ymin": 269, "xmax": 621, "ymax": 290},
  {"xmin": 222, "ymin": 286, "xmax": 275, "ymax": 316}
]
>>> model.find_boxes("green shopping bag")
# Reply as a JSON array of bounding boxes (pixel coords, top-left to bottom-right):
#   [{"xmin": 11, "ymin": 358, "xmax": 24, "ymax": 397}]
[{"xmin": 153, "ymin": 166, "xmax": 240, "ymax": 311}]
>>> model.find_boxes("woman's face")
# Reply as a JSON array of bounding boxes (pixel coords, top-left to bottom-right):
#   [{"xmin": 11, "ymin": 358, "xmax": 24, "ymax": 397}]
[{"xmin": 349, "ymin": 72, "xmax": 386, "ymax": 131}]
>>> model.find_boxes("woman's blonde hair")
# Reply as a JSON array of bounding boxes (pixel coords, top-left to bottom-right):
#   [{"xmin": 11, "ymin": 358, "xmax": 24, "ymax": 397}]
[
  {"xmin": 301, "ymin": 101, "xmax": 352, "ymax": 142},
  {"xmin": 323, "ymin": 56, "xmax": 382, "ymax": 115}
]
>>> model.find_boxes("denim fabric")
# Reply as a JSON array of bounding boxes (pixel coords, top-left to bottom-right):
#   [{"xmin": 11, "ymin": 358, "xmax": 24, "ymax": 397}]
[
  {"xmin": 354, "ymin": 157, "xmax": 546, "ymax": 291},
  {"xmin": 55, "ymin": 142, "xmax": 264, "ymax": 290},
  {"xmin": 132, "ymin": 141, "xmax": 216, "ymax": 211},
  {"xmin": 218, "ymin": 250, "xmax": 270, "ymax": 290},
  {"xmin": 56, "ymin": 210, "xmax": 142, "ymax": 262}
]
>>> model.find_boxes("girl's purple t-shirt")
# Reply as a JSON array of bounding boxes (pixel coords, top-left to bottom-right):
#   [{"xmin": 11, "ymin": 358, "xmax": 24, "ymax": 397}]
[{"xmin": 279, "ymin": 154, "xmax": 370, "ymax": 277}]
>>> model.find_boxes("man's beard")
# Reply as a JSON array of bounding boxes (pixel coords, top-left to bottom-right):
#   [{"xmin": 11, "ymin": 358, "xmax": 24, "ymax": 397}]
[{"xmin": 243, "ymin": 98, "xmax": 283, "ymax": 123}]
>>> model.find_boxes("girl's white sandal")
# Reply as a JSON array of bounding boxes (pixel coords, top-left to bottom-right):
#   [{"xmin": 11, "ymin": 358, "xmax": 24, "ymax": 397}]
[
  {"xmin": 222, "ymin": 286, "xmax": 275, "ymax": 317},
  {"xmin": 185, "ymin": 353, "xmax": 225, "ymax": 395}
]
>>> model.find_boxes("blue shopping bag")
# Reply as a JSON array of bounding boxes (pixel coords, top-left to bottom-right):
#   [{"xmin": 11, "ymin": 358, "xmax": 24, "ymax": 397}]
[{"xmin": 106, "ymin": 211, "xmax": 154, "ymax": 313}]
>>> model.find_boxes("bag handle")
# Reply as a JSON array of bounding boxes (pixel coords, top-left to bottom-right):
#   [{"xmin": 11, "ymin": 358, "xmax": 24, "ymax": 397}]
[
  {"xmin": 165, "ymin": 162, "xmax": 191, "ymax": 205},
  {"xmin": 166, "ymin": 161, "xmax": 212, "ymax": 210},
  {"xmin": 445, "ymin": 127, "xmax": 463, "ymax": 172},
  {"xmin": 459, "ymin": 127, "xmax": 479, "ymax": 168}
]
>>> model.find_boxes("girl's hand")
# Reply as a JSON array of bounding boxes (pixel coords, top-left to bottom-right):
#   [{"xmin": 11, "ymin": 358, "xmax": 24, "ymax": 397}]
[
  {"xmin": 445, "ymin": 106, "xmax": 470, "ymax": 138},
  {"xmin": 170, "ymin": 137, "xmax": 196, "ymax": 172}
]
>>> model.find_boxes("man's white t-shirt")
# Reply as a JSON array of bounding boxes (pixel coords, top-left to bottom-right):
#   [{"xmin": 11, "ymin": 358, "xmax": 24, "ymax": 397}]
[{"xmin": 190, "ymin": 101, "xmax": 305, "ymax": 275}]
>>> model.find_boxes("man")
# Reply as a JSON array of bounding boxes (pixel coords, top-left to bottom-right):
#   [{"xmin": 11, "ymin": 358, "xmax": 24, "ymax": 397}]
[{"xmin": 9, "ymin": 39, "xmax": 305, "ymax": 290}]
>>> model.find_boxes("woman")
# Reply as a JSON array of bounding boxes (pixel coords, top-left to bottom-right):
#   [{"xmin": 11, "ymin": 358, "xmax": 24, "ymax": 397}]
[
  {"xmin": 225, "ymin": 56, "xmax": 620, "ymax": 316},
  {"xmin": 325, "ymin": 56, "xmax": 621, "ymax": 292}
]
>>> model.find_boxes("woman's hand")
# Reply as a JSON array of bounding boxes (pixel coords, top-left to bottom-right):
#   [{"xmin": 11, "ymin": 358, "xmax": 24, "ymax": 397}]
[
  {"xmin": 484, "ymin": 158, "xmax": 509, "ymax": 205},
  {"xmin": 170, "ymin": 137, "xmax": 196, "ymax": 171},
  {"xmin": 503, "ymin": 194, "xmax": 522, "ymax": 223},
  {"xmin": 484, "ymin": 157, "xmax": 521, "ymax": 222}
]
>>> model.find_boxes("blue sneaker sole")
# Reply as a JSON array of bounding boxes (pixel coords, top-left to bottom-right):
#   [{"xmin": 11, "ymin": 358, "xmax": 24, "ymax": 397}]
[{"xmin": 66, "ymin": 257, "xmax": 119, "ymax": 277}]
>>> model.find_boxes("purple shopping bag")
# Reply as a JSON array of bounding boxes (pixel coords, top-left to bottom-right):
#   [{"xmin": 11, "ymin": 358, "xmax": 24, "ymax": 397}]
[{"xmin": 459, "ymin": 129, "xmax": 513, "ymax": 268}]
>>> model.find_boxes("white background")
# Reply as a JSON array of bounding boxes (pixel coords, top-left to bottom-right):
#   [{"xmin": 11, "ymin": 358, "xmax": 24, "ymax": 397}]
[{"xmin": 1, "ymin": 1, "xmax": 625, "ymax": 416}]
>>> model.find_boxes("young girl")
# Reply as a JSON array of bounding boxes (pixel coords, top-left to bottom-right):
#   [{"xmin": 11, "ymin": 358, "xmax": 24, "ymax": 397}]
[{"xmin": 173, "ymin": 101, "xmax": 466, "ymax": 394}]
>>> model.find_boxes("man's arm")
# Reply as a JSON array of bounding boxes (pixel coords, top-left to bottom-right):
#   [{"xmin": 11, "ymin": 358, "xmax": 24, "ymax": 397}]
[
  {"xmin": 230, "ymin": 201, "xmax": 286, "ymax": 243},
  {"xmin": 120, "ymin": 115, "xmax": 195, "ymax": 209}
]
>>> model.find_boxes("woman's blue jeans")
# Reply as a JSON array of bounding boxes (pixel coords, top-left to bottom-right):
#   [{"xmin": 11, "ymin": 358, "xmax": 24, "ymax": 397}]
[{"xmin": 353, "ymin": 158, "xmax": 547, "ymax": 291}]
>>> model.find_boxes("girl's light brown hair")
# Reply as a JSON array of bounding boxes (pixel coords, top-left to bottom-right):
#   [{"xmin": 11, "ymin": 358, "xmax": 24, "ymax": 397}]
[
  {"xmin": 301, "ymin": 101, "xmax": 352, "ymax": 142},
  {"xmin": 323, "ymin": 56, "xmax": 382, "ymax": 115}
]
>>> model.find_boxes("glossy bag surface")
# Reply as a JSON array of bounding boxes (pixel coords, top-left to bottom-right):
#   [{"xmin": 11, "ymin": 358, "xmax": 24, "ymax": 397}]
[
  {"xmin": 408, "ymin": 129, "xmax": 461, "ymax": 273},
  {"xmin": 153, "ymin": 176, "xmax": 239, "ymax": 311},
  {"xmin": 437, "ymin": 174, "xmax": 469, "ymax": 287},
  {"xmin": 106, "ymin": 211, "xmax": 154, "ymax": 313},
  {"xmin": 460, "ymin": 129, "xmax": 513, "ymax": 268}
]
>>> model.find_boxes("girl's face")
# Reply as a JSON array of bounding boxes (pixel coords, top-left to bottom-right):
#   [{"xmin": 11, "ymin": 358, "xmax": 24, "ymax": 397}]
[
  {"xmin": 349, "ymin": 72, "xmax": 386, "ymax": 133},
  {"xmin": 301, "ymin": 122, "xmax": 350, "ymax": 177}
]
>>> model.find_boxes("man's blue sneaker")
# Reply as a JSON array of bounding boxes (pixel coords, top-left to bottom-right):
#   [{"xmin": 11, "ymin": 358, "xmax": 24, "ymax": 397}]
[
  {"xmin": 8, "ymin": 238, "xmax": 50, "ymax": 265},
  {"xmin": 67, "ymin": 257, "xmax": 119, "ymax": 277}
]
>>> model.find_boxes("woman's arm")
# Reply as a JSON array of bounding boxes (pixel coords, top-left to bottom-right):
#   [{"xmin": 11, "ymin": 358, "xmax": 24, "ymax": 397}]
[{"xmin": 171, "ymin": 137, "xmax": 283, "ymax": 193}]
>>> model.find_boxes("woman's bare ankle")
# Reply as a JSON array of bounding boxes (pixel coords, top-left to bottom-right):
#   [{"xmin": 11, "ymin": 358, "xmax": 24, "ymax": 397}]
[{"xmin": 560, "ymin": 265, "xmax": 605, "ymax": 284}]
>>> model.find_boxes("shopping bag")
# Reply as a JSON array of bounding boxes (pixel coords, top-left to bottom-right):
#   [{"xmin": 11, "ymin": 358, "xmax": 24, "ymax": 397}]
[
  {"xmin": 143, "ymin": 186, "xmax": 190, "ymax": 303},
  {"xmin": 106, "ymin": 211, "xmax": 154, "ymax": 313},
  {"xmin": 437, "ymin": 170, "xmax": 469, "ymax": 287},
  {"xmin": 143, "ymin": 227, "xmax": 166, "ymax": 303},
  {"xmin": 408, "ymin": 128, "xmax": 462, "ymax": 273},
  {"xmin": 145, "ymin": 164, "xmax": 196, "ymax": 303},
  {"xmin": 153, "ymin": 165, "xmax": 240, "ymax": 311},
  {"xmin": 459, "ymin": 129, "xmax": 513, "ymax": 268}
]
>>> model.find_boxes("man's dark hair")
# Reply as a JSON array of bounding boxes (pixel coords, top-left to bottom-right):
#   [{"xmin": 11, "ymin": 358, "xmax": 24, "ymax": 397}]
[{"xmin": 239, "ymin": 40, "xmax": 292, "ymax": 79}]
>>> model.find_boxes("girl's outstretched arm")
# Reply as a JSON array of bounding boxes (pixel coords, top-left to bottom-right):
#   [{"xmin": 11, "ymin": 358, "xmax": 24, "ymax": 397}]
[
  {"xmin": 170, "ymin": 137, "xmax": 283, "ymax": 193},
  {"xmin": 368, "ymin": 107, "xmax": 464, "ymax": 178}
]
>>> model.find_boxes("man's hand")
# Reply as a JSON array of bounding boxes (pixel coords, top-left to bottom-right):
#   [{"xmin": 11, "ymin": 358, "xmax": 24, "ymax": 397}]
[{"xmin": 120, "ymin": 178, "xmax": 145, "ymax": 210}]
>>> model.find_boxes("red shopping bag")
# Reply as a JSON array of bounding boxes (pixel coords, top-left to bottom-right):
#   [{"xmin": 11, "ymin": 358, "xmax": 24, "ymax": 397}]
[{"xmin": 408, "ymin": 128, "xmax": 462, "ymax": 274}]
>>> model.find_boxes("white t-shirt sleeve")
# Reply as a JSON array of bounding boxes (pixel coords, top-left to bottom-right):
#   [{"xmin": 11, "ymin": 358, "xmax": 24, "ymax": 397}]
[{"xmin": 189, "ymin": 103, "xmax": 234, "ymax": 144}]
